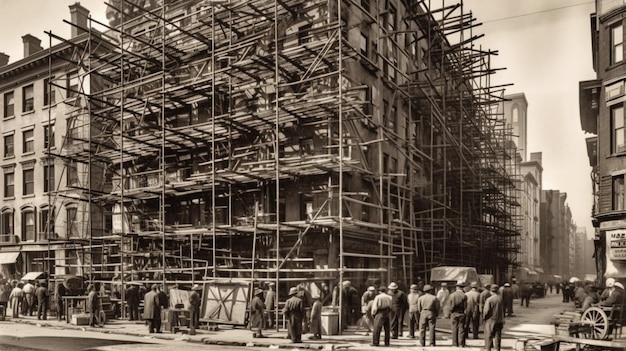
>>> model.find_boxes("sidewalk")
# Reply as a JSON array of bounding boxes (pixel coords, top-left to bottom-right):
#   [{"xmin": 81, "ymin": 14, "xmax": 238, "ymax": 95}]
[{"xmin": 6, "ymin": 314, "xmax": 523, "ymax": 350}]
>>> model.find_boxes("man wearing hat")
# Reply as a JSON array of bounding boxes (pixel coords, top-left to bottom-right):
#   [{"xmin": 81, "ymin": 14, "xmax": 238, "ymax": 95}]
[
  {"xmin": 249, "ymin": 287, "xmax": 266, "ymax": 338},
  {"xmin": 264, "ymin": 282, "xmax": 276, "ymax": 329},
  {"xmin": 483, "ymin": 285, "xmax": 504, "ymax": 351},
  {"xmin": 360, "ymin": 286, "xmax": 377, "ymax": 333},
  {"xmin": 388, "ymin": 282, "xmax": 408, "ymax": 339},
  {"xmin": 417, "ymin": 284, "xmax": 440, "ymax": 347},
  {"xmin": 309, "ymin": 295, "xmax": 323, "ymax": 340},
  {"xmin": 407, "ymin": 284, "xmax": 421, "ymax": 338},
  {"xmin": 189, "ymin": 284, "xmax": 202, "ymax": 334},
  {"xmin": 448, "ymin": 281, "xmax": 468, "ymax": 347},
  {"xmin": 143, "ymin": 284, "xmax": 162, "ymax": 333},
  {"xmin": 464, "ymin": 282, "xmax": 481, "ymax": 340},
  {"xmin": 501, "ymin": 283, "xmax": 514, "ymax": 317},
  {"xmin": 86, "ymin": 284, "xmax": 100, "ymax": 327},
  {"xmin": 126, "ymin": 282, "xmax": 140, "ymax": 321},
  {"xmin": 370, "ymin": 286, "xmax": 392, "ymax": 346},
  {"xmin": 436, "ymin": 282, "xmax": 449, "ymax": 307},
  {"xmin": 283, "ymin": 287, "xmax": 304, "ymax": 343}
]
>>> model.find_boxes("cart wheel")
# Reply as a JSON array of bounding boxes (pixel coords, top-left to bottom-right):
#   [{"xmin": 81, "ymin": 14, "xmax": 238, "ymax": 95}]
[
  {"xmin": 97, "ymin": 310, "xmax": 106, "ymax": 327},
  {"xmin": 581, "ymin": 307, "xmax": 609, "ymax": 339}
]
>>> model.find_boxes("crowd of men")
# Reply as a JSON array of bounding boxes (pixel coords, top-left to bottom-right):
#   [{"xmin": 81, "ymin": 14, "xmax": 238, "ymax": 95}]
[{"xmin": 0, "ymin": 279, "xmax": 49, "ymax": 320}]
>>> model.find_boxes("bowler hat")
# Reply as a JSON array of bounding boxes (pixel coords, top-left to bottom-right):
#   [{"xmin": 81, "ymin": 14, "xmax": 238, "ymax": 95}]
[
  {"xmin": 410, "ymin": 284, "xmax": 418, "ymax": 290},
  {"xmin": 288, "ymin": 287, "xmax": 298, "ymax": 296},
  {"xmin": 470, "ymin": 282, "xmax": 478, "ymax": 288},
  {"xmin": 388, "ymin": 282, "xmax": 398, "ymax": 290},
  {"xmin": 423, "ymin": 284, "xmax": 433, "ymax": 292}
]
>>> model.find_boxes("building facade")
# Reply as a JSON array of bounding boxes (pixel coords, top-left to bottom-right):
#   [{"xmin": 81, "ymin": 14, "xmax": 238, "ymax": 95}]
[
  {"xmin": 0, "ymin": 0, "xmax": 521, "ymax": 306},
  {"xmin": 580, "ymin": 0, "xmax": 626, "ymax": 283}
]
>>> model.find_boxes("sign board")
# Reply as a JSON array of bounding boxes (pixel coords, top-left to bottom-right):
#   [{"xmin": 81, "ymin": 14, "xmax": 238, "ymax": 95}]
[
  {"xmin": 200, "ymin": 279, "xmax": 250, "ymax": 325},
  {"xmin": 168, "ymin": 288, "xmax": 191, "ymax": 309},
  {"xmin": 607, "ymin": 229, "xmax": 626, "ymax": 260}
]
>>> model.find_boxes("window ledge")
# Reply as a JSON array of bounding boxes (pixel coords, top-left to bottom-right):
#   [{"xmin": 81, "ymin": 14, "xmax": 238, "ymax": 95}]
[
  {"xmin": 3, "ymin": 197, "xmax": 15, "ymax": 201},
  {"xmin": 22, "ymin": 151, "xmax": 35, "ymax": 157},
  {"xmin": 22, "ymin": 194, "xmax": 35, "ymax": 199},
  {"xmin": 42, "ymin": 103, "xmax": 58, "ymax": 110},
  {"xmin": 3, "ymin": 115, "xmax": 15, "ymax": 121},
  {"xmin": 21, "ymin": 110, "xmax": 35, "ymax": 116},
  {"xmin": 3, "ymin": 155, "xmax": 15, "ymax": 161}
]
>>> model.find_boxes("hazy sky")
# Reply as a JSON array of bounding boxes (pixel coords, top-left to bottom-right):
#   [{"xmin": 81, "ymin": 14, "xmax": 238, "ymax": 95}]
[{"xmin": 0, "ymin": 0, "xmax": 597, "ymax": 233}]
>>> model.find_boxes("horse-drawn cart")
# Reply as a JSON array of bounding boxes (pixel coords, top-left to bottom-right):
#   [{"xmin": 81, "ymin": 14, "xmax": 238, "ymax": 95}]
[{"xmin": 553, "ymin": 305, "xmax": 624, "ymax": 340}]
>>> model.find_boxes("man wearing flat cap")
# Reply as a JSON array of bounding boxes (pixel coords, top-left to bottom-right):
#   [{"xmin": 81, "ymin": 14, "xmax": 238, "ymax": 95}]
[
  {"xmin": 447, "ymin": 281, "xmax": 468, "ymax": 347},
  {"xmin": 143, "ymin": 284, "xmax": 162, "ymax": 333},
  {"xmin": 417, "ymin": 284, "xmax": 440, "ymax": 346},
  {"xmin": 371, "ymin": 286, "xmax": 392, "ymax": 346},
  {"xmin": 283, "ymin": 287, "xmax": 304, "ymax": 343},
  {"xmin": 407, "ymin": 284, "xmax": 421, "ymax": 338},
  {"xmin": 464, "ymin": 282, "xmax": 481, "ymax": 340},
  {"xmin": 483, "ymin": 285, "xmax": 504, "ymax": 351}
]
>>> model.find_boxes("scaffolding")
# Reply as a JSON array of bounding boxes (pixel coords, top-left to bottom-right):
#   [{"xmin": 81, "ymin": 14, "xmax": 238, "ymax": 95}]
[{"xmin": 42, "ymin": 0, "xmax": 519, "ymax": 327}]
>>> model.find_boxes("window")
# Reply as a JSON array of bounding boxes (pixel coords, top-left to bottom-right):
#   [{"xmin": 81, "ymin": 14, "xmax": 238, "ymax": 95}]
[
  {"xmin": 3, "ymin": 134, "xmax": 14, "ymax": 158},
  {"xmin": 359, "ymin": 32, "xmax": 369, "ymax": 57},
  {"xmin": 44, "ymin": 124, "xmax": 55, "ymax": 149},
  {"xmin": 612, "ymin": 104, "xmax": 626, "ymax": 154},
  {"xmin": 4, "ymin": 91, "xmax": 14, "ymax": 117},
  {"xmin": 22, "ymin": 85, "xmax": 34, "ymax": 112},
  {"xmin": 22, "ymin": 208, "xmax": 35, "ymax": 242},
  {"xmin": 67, "ymin": 72, "xmax": 79, "ymax": 99},
  {"xmin": 44, "ymin": 77, "xmax": 55, "ymax": 106},
  {"xmin": 39, "ymin": 206, "xmax": 54, "ymax": 240},
  {"xmin": 4, "ymin": 170, "xmax": 14, "ymax": 198},
  {"xmin": 44, "ymin": 164, "xmax": 54, "ymax": 193},
  {"xmin": 67, "ymin": 161, "xmax": 79, "ymax": 186},
  {"xmin": 614, "ymin": 175, "xmax": 626, "ymax": 211},
  {"xmin": 23, "ymin": 129, "xmax": 34, "ymax": 154},
  {"xmin": 23, "ymin": 167, "xmax": 34, "ymax": 196},
  {"xmin": 1, "ymin": 210, "xmax": 13, "ymax": 243},
  {"xmin": 512, "ymin": 106, "xmax": 519, "ymax": 123},
  {"xmin": 298, "ymin": 24, "xmax": 312, "ymax": 45},
  {"xmin": 66, "ymin": 207, "xmax": 79, "ymax": 237},
  {"xmin": 612, "ymin": 23, "xmax": 624, "ymax": 65},
  {"xmin": 361, "ymin": 0, "xmax": 370, "ymax": 12}
]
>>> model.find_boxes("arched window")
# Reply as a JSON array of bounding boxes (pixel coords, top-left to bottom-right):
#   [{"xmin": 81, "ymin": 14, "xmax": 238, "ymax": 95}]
[
  {"xmin": 21, "ymin": 206, "xmax": 36, "ymax": 242},
  {"xmin": 39, "ymin": 205, "xmax": 55, "ymax": 241},
  {"xmin": 66, "ymin": 204, "xmax": 79, "ymax": 238},
  {"xmin": 0, "ymin": 207, "xmax": 14, "ymax": 243}
]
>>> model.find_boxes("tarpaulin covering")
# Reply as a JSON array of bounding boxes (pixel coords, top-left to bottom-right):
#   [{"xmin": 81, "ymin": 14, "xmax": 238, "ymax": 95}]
[
  {"xmin": 0, "ymin": 252, "xmax": 19, "ymax": 265},
  {"xmin": 430, "ymin": 266, "xmax": 480, "ymax": 285}
]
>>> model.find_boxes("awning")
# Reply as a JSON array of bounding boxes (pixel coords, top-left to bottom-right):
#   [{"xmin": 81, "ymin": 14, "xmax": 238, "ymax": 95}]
[
  {"xmin": 21, "ymin": 272, "xmax": 44, "ymax": 281},
  {"xmin": 0, "ymin": 252, "xmax": 19, "ymax": 265}
]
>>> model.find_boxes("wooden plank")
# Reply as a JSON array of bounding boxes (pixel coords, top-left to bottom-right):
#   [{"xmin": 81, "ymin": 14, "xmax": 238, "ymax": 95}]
[{"xmin": 553, "ymin": 334, "xmax": 626, "ymax": 348}]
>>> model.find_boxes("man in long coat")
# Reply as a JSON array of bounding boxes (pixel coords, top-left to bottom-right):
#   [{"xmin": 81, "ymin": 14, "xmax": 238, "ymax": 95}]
[
  {"xmin": 388, "ymin": 282, "xmax": 408, "ymax": 339},
  {"xmin": 35, "ymin": 282, "xmax": 49, "ymax": 320},
  {"xmin": 309, "ymin": 295, "xmax": 322, "ymax": 339},
  {"xmin": 126, "ymin": 283, "xmax": 140, "ymax": 321},
  {"xmin": 464, "ymin": 282, "xmax": 481, "ymax": 340},
  {"xmin": 264, "ymin": 282, "xmax": 276, "ymax": 329},
  {"xmin": 249, "ymin": 288, "xmax": 265, "ymax": 338},
  {"xmin": 188, "ymin": 284, "xmax": 202, "ymax": 334},
  {"xmin": 283, "ymin": 286, "xmax": 304, "ymax": 343},
  {"xmin": 86, "ymin": 284, "xmax": 99, "ymax": 327},
  {"xmin": 143, "ymin": 284, "xmax": 162, "ymax": 333},
  {"xmin": 501, "ymin": 283, "xmax": 514, "ymax": 317},
  {"xmin": 483, "ymin": 285, "xmax": 504, "ymax": 351},
  {"xmin": 448, "ymin": 282, "xmax": 468, "ymax": 347}
]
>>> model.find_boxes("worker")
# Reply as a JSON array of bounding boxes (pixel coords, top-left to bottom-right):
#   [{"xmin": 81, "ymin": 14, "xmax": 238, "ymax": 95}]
[
  {"xmin": 448, "ymin": 281, "xmax": 468, "ymax": 347},
  {"xmin": 417, "ymin": 284, "xmax": 440, "ymax": 347},
  {"xmin": 464, "ymin": 282, "xmax": 481, "ymax": 340},
  {"xmin": 370, "ymin": 286, "xmax": 392, "ymax": 347},
  {"xmin": 283, "ymin": 287, "xmax": 304, "ymax": 343},
  {"xmin": 483, "ymin": 285, "xmax": 505, "ymax": 351}
]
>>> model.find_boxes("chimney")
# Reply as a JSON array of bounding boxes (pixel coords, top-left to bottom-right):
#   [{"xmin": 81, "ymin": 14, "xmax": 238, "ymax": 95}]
[
  {"xmin": 0, "ymin": 53, "xmax": 9, "ymax": 67},
  {"xmin": 69, "ymin": 2, "xmax": 90, "ymax": 38},
  {"xmin": 22, "ymin": 34, "xmax": 42, "ymax": 58}
]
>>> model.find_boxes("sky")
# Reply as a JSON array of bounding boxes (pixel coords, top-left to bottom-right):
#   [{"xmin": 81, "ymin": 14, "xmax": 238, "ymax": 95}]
[
  {"xmin": 0, "ymin": 0, "xmax": 597, "ymax": 234},
  {"xmin": 463, "ymin": 0, "xmax": 597, "ymax": 235}
]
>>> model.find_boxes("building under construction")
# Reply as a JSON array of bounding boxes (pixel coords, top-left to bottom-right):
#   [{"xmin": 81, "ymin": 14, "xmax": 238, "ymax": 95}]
[{"xmin": 0, "ymin": 0, "xmax": 519, "ymax": 315}]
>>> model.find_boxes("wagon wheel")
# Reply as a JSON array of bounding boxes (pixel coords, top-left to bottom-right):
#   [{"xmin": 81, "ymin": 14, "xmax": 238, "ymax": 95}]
[{"xmin": 581, "ymin": 307, "xmax": 609, "ymax": 339}]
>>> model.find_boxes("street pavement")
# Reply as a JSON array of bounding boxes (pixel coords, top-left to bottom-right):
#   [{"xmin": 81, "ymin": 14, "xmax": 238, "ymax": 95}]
[{"xmin": 0, "ymin": 291, "xmax": 574, "ymax": 351}]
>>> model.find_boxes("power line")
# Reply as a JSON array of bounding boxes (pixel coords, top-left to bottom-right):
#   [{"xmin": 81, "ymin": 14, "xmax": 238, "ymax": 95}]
[{"xmin": 480, "ymin": 1, "xmax": 594, "ymax": 24}]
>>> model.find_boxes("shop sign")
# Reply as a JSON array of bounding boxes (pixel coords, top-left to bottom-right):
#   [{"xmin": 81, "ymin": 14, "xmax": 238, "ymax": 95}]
[{"xmin": 607, "ymin": 229, "xmax": 626, "ymax": 260}]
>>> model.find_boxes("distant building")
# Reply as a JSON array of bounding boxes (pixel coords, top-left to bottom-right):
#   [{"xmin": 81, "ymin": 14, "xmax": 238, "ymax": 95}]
[{"xmin": 540, "ymin": 190, "xmax": 575, "ymax": 279}]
